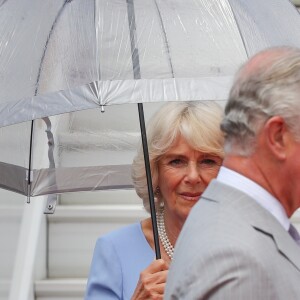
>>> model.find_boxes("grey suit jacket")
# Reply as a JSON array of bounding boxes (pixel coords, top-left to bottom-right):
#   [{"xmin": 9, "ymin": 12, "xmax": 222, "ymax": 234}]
[{"xmin": 165, "ymin": 180, "xmax": 300, "ymax": 300}]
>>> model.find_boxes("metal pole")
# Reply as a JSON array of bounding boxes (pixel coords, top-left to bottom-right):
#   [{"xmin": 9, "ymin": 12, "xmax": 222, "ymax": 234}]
[
  {"xmin": 137, "ymin": 103, "xmax": 161, "ymax": 259},
  {"xmin": 126, "ymin": 0, "xmax": 161, "ymax": 259}
]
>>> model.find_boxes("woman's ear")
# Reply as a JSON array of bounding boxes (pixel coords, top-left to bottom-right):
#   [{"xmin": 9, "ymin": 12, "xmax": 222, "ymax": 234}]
[{"xmin": 263, "ymin": 116, "xmax": 288, "ymax": 160}]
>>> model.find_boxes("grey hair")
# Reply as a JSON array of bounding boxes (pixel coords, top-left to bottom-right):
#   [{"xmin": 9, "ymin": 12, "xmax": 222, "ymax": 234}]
[
  {"xmin": 221, "ymin": 46, "xmax": 300, "ymax": 156},
  {"xmin": 131, "ymin": 101, "xmax": 224, "ymax": 212}
]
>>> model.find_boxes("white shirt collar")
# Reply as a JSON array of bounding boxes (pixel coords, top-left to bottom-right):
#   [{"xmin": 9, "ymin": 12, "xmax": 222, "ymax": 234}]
[{"xmin": 217, "ymin": 166, "xmax": 290, "ymax": 231}]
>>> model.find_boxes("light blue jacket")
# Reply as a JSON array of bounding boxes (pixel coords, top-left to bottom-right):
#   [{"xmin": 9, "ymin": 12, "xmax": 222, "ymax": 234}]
[{"xmin": 85, "ymin": 223, "xmax": 154, "ymax": 300}]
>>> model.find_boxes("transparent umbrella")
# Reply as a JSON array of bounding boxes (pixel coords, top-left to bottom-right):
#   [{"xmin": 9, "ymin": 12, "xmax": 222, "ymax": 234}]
[{"xmin": 0, "ymin": 0, "xmax": 300, "ymax": 259}]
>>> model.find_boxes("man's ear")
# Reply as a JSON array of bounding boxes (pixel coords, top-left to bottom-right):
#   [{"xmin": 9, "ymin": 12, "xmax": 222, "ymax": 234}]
[{"xmin": 263, "ymin": 116, "xmax": 287, "ymax": 160}]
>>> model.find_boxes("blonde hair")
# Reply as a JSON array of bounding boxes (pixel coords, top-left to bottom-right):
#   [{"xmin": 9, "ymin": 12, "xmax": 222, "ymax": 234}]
[{"xmin": 131, "ymin": 101, "xmax": 224, "ymax": 212}]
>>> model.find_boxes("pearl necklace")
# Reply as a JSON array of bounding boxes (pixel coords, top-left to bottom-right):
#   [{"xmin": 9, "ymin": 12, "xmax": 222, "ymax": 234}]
[{"xmin": 156, "ymin": 208, "xmax": 174, "ymax": 260}]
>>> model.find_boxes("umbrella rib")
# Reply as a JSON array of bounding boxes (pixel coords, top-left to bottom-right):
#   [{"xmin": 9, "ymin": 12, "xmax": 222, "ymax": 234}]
[
  {"xmin": 27, "ymin": 120, "xmax": 34, "ymax": 202},
  {"xmin": 28, "ymin": 0, "xmax": 74, "ymax": 199},
  {"xmin": 226, "ymin": 0, "xmax": 249, "ymax": 58},
  {"xmin": 153, "ymin": 0, "xmax": 175, "ymax": 77},
  {"xmin": 35, "ymin": 0, "xmax": 74, "ymax": 95}
]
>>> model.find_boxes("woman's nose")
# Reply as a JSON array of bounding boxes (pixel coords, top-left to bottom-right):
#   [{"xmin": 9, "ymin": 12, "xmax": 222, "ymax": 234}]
[{"xmin": 185, "ymin": 163, "xmax": 201, "ymax": 184}]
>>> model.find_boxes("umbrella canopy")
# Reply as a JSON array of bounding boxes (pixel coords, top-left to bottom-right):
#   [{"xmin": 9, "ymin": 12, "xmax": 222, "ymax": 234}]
[{"xmin": 1, "ymin": 0, "xmax": 300, "ymax": 198}]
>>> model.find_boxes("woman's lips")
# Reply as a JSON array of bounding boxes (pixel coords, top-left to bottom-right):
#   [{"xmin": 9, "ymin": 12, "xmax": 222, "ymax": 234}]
[{"xmin": 180, "ymin": 193, "xmax": 202, "ymax": 201}]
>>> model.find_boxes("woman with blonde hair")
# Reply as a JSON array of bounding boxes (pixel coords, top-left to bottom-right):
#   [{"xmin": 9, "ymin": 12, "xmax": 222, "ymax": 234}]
[{"xmin": 85, "ymin": 101, "xmax": 224, "ymax": 300}]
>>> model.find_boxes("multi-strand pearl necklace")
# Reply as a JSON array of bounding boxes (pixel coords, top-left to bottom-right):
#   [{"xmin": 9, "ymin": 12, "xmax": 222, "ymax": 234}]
[{"xmin": 156, "ymin": 208, "xmax": 174, "ymax": 260}]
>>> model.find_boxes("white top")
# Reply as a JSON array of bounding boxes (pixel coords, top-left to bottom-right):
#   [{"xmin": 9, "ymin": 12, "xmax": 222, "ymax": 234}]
[{"xmin": 217, "ymin": 166, "xmax": 290, "ymax": 231}]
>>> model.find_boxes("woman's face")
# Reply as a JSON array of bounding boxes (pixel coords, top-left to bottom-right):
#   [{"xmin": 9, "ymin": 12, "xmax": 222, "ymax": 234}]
[{"xmin": 157, "ymin": 135, "xmax": 222, "ymax": 224}]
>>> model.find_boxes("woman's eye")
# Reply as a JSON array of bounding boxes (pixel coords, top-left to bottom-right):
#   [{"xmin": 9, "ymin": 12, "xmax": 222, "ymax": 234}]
[
  {"xmin": 200, "ymin": 158, "xmax": 218, "ymax": 165},
  {"xmin": 169, "ymin": 159, "xmax": 184, "ymax": 166}
]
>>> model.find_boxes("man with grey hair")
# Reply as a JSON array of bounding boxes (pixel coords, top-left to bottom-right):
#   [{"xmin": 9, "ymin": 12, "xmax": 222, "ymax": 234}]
[{"xmin": 165, "ymin": 46, "xmax": 300, "ymax": 299}]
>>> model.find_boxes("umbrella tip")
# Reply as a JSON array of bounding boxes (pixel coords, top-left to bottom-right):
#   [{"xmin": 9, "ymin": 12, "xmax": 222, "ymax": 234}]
[{"xmin": 101, "ymin": 106, "xmax": 105, "ymax": 113}]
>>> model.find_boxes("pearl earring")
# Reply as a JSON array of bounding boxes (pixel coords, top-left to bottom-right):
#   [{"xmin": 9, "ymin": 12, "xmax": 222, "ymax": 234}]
[{"xmin": 154, "ymin": 186, "xmax": 160, "ymax": 204}]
